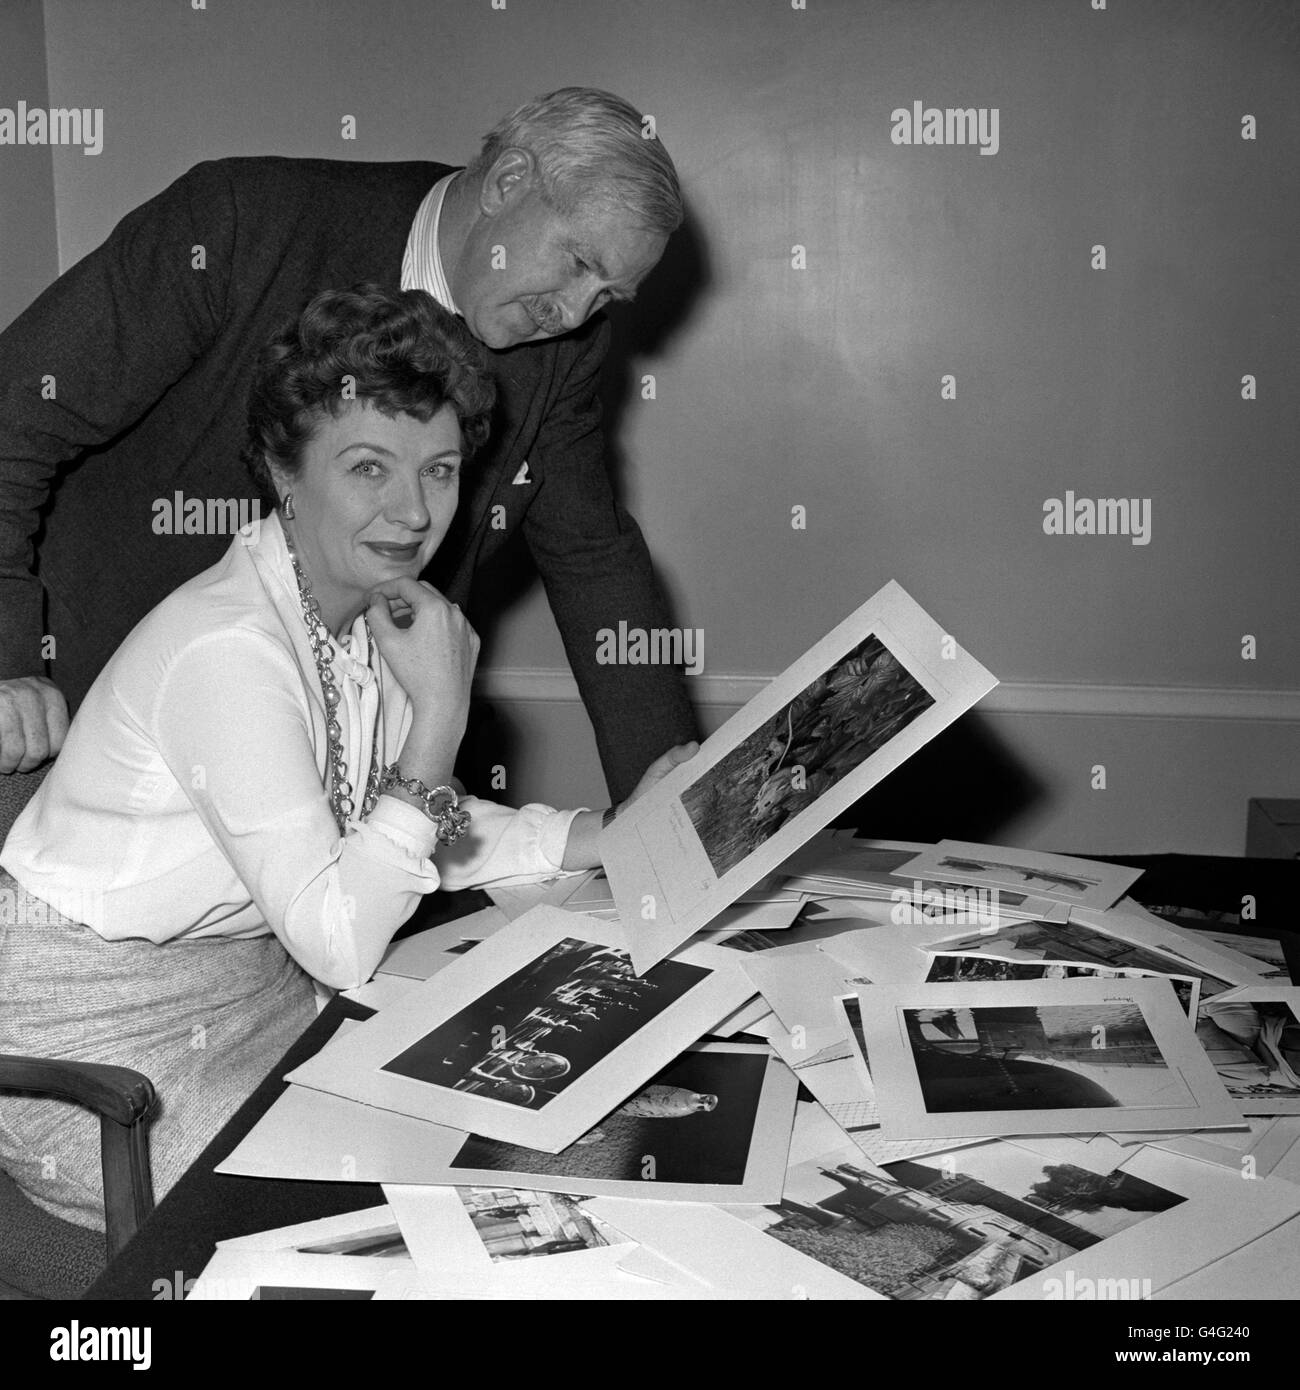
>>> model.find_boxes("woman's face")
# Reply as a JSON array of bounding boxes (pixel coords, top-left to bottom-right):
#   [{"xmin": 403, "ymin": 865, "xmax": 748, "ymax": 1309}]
[{"xmin": 273, "ymin": 399, "xmax": 464, "ymax": 630}]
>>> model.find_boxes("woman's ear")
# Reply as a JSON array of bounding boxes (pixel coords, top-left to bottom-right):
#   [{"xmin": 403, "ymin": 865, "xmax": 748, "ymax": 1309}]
[{"xmin": 264, "ymin": 457, "xmax": 290, "ymax": 510}]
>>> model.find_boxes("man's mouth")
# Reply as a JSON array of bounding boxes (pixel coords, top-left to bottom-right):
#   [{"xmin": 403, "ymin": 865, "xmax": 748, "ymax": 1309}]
[{"xmin": 524, "ymin": 300, "xmax": 562, "ymax": 336}]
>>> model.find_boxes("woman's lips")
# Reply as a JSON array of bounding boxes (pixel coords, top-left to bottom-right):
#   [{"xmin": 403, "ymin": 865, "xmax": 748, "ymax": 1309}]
[{"xmin": 365, "ymin": 542, "xmax": 422, "ymax": 561}]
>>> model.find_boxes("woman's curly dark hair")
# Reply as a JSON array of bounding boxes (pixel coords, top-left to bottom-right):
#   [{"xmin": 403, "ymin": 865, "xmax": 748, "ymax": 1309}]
[{"xmin": 242, "ymin": 284, "xmax": 496, "ymax": 508}]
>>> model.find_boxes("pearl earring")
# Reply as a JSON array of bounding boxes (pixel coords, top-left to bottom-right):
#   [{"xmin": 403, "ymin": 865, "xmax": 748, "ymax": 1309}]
[{"xmin": 282, "ymin": 493, "xmax": 295, "ymax": 520}]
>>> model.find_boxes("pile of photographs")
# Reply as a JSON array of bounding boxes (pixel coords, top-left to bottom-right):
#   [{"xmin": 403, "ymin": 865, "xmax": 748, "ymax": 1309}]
[{"xmin": 200, "ymin": 582, "xmax": 1300, "ymax": 1300}]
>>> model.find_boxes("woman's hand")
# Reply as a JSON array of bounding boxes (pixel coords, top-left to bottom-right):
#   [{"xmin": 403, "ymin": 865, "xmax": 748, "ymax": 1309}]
[
  {"xmin": 561, "ymin": 741, "xmax": 700, "ymax": 871},
  {"xmin": 366, "ymin": 578, "xmax": 479, "ymax": 736}
]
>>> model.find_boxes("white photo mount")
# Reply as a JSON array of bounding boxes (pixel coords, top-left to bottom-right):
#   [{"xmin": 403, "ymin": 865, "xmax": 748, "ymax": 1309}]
[
  {"xmin": 856, "ymin": 977, "xmax": 1244, "ymax": 1140},
  {"xmin": 216, "ymin": 1205, "xmax": 407, "ymax": 1258},
  {"xmin": 285, "ymin": 906, "xmax": 755, "ymax": 1153},
  {"xmin": 899, "ymin": 840, "xmax": 1143, "ymax": 913},
  {"xmin": 600, "ymin": 581, "xmax": 998, "ymax": 973},
  {"xmin": 590, "ymin": 1136, "xmax": 1300, "ymax": 1301}
]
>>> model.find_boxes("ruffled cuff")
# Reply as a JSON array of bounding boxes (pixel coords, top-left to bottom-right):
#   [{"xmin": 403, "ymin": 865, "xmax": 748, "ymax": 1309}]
[
  {"xmin": 363, "ymin": 793, "xmax": 441, "ymax": 864},
  {"xmin": 538, "ymin": 806, "xmax": 585, "ymax": 870}
]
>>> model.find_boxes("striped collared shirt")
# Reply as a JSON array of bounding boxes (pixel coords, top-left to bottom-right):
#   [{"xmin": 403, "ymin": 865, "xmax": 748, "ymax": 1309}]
[{"xmin": 400, "ymin": 171, "xmax": 461, "ymax": 313}]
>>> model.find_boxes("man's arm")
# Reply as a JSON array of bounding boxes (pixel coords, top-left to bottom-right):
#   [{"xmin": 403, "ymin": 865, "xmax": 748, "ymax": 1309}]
[
  {"xmin": 522, "ymin": 316, "xmax": 700, "ymax": 804},
  {"xmin": 0, "ymin": 161, "xmax": 228, "ymax": 763}
]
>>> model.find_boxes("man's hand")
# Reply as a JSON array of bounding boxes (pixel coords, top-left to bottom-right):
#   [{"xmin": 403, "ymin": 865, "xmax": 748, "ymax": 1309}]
[
  {"xmin": 618, "ymin": 741, "xmax": 700, "ymax": 813},
  {"xmin": 0, "ymin": 676, "xmax": 69, "ymax": 773},
  {"xmin": 560, "ymin": 742, "xmax": 700, "ymax": 871}
]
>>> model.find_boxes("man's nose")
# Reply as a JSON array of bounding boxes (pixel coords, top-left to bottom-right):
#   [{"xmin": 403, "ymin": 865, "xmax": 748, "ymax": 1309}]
[{"xmin": 557, "ymin": 280, "xmax": 605, "ymax": 330}]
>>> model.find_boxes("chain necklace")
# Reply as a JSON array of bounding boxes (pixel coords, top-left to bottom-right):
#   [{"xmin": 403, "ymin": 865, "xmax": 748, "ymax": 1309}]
[{"xmin": 284, "ymin": 533, "xmax": 381, "ymax": 835}]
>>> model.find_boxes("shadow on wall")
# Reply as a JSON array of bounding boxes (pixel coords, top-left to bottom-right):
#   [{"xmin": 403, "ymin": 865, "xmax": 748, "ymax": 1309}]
[{"xmin": 836, "ymin": 713, "xmax": 1045, "ymax": 845}]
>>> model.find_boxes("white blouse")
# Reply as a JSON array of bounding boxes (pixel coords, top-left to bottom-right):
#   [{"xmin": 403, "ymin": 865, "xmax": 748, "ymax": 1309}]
[{"xmin": 1, "ymin": 513, "xmax": 578, "ymax": 990}]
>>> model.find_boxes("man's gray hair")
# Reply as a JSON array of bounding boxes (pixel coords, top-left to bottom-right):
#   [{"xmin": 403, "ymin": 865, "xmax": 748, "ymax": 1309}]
[{"xmin": 466, "ymin": 87, "xmax": 683, "ymax": 235}]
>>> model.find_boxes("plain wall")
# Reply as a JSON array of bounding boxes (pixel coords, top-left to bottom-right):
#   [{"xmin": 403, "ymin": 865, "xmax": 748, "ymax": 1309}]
[
  {"xmin": 26, "ymin": 0, "xmax": 1300, "ymax": 851},
  {"xmin": 0, "ymin": 0, "xmax": 58, "ymax": 331}
]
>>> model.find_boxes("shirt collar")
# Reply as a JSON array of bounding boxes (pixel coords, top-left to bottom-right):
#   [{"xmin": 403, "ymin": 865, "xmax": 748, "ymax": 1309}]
[
  {"xmin": 244, "ymin": 511, "xmax": 374, "ymax": 687},
  {"xmin": 401, "ymin": 172, "xmax": 461, "ymax": 315}
]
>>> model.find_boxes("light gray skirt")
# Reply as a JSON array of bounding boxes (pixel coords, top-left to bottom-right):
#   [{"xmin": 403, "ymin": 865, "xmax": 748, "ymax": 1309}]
[{"xmin": 0, "ymin": 869, "xmax": 316, "ymax": 1232}]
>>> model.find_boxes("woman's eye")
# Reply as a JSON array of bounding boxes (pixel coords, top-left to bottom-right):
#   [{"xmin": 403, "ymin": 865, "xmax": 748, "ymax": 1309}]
[
  {"xmin": 352, "ymin": 458, "xmax": 382, "ymax": 477},
  {"xmin": 425, "ymin": 462, "xmax": 459, "ymax": 481}
]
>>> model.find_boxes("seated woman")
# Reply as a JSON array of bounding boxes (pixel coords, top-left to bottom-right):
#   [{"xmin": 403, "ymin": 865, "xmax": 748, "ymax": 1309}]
[{"xmin": 0, "ymin": 284, "xmax": 692, "ymax": 1233}]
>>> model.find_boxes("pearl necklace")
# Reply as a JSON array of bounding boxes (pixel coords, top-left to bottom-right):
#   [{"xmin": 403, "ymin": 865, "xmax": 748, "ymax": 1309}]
[{"xmin": 284, "ymin": 536, "xmax": 381, "ymax": 836}]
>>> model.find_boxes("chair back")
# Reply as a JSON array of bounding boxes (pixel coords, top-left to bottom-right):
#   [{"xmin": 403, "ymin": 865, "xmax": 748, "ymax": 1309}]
[{"xmin": 0, "ymin": 764, "xmax": 52, "ymax": 850}]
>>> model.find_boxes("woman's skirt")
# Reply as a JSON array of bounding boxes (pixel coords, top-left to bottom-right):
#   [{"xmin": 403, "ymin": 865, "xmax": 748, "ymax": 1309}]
[{"xmin": 0, "ymin": 869, "xmax": 317, "ymax": 1231}]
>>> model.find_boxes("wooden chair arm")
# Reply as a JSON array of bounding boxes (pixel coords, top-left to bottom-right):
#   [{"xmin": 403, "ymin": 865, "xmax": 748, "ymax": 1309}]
[
  {"xmin": 0, "ymin": 1054, "xmax": 157, "ymax": 1259},
  {"xmin": 0, "ymin": 1054, "xmax": 155, "ymax": 1126}
]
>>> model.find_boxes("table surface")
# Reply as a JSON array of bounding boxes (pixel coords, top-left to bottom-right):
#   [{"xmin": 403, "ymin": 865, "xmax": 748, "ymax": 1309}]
[{"xmin": 85, "ymin": 856, "xmax": 1300, "ymax": 1300}]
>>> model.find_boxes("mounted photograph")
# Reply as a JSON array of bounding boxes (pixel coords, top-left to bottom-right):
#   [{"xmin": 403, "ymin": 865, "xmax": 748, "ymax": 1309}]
[
  {"xmin": 855, "ymin": 977, "xmax": 1244, "ymax": 1140},
  {"xmin": 285, "ymin": 907, "xmax": 755, "ymax": 1152},
  {"xmin": 600, "ymin": 581, "xmax": 998, "ymax": 973},
  {"xmin": 1194, "ymin": 987, "xmax": 1300, "ymax": 1114},
  {"xmin": 921, "ymin": 914, "xmax": 1255, "ymax": 1004},
  {"xmin": 437, "ymin": 1042, "xmax": 797, "ymax": 1203},
  {"xmin": 899, "ymin": 841, "xmax": 1142, "ymax": 913},
  {"xmin": 923, "ymin": 953, "xmax": 1202, "ymax": 1022}
]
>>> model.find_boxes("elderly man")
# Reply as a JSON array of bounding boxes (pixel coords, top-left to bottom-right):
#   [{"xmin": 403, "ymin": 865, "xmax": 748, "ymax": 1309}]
[{"xmin": 0, "ymin": 87, "xmax": 697, "ymax": 801}]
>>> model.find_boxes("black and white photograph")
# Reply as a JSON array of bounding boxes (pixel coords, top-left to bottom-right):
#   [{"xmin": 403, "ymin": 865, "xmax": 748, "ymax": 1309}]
[
  {"xmin": 679, "ymin": 634, "xmax": 935, "ymax": 879},
  {"xmin": 0, "ymin": 0, "xmax": 1297, "ymax": 1325},
  {"xmin": 443, "ymin": 1043, "xmax": 796, "ymax": 1204},
  {"xmin": 899, "ymin": 842, "xmax": 1143, "ymax": 914},
  {"xmin": 184, "ymin": 1249, "xmax": 414, "ymax": 1302},
  {"xmin": 923, "ymin": 918, "xmax": 1237, "ymax": 1001},
  {"xmin": 292, "ymin": 1230, "xmax": 409, "ymax": 1260},
  {"xmin": 381, "ymin": 936, "xmax": 706, "ymax": 1110},
  {"xmin": 1194, "ymin": 988, "xmax": 1300, "ymax": 1114},
  {"xmin": 923, "ymin": 953, "xmax": 1201, "ymax": 1021},
  {"xmin": 856, "ymin": 978, "xmax": 1244, "ymax": 1140},
  {"xmin": 599, "ymin": 581, "xmax": 998, "ymax": 973},
  {"xmin": 215, "ymin": 1205, "xmax": 412, "ymax": 1260},
  {"xmin": 903, "ymin": 1003, "xmax": 1193, "ymax": 1113},
  {"xmin": 737, "ymin": 1139, "xmax": 1186, "ymax": 1300},
  {"xmin": 285, "ymin": 909, "xmax": 754, "ymax": 1153},
  {"xmin": 1143, "ymin": 905, "xmax": 1297, "ymax": 984},
  {"xmin": 455, "ymin": 1188, "xmax": 611, "ymax": 1262},
  {"xmin": 252, "ymin": 1286, "xmax": 376, "ymax": 1302}
]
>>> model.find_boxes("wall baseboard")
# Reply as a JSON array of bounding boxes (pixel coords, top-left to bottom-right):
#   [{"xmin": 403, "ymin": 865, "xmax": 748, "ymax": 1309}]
[{"xmin": 474, "ymin": 668, "xmax": 1300, "ymax": 723}]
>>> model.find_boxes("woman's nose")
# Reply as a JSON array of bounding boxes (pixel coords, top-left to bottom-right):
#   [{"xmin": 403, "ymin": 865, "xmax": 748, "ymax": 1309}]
[{"xmin": 388, "ymin": 477, "xmax": 431, "ymax": 528}]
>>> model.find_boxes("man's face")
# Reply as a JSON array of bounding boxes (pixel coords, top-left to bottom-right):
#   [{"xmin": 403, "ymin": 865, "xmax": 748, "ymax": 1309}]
[{"xmin": 451, "ymin": 170, "xmax": 667, "ymax": 351}]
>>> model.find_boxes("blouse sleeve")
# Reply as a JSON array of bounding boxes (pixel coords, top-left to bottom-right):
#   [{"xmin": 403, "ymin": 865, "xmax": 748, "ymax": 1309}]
[
  {"xmin": 433, "ymin": 797, "xmax": 582, "ymax": 891},
  {"xmin": 152, "ymin": 628, "xmax": 443, "ymax": 990},
  {"xmin": 152, "ymin": 629, "xmax": 582, "ymax": 989}
]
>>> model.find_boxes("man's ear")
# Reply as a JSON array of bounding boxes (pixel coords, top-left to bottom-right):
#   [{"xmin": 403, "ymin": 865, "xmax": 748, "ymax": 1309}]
[{"xmin": 479, "ymin": 147, "xmax": 537, "ymax": 217}]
